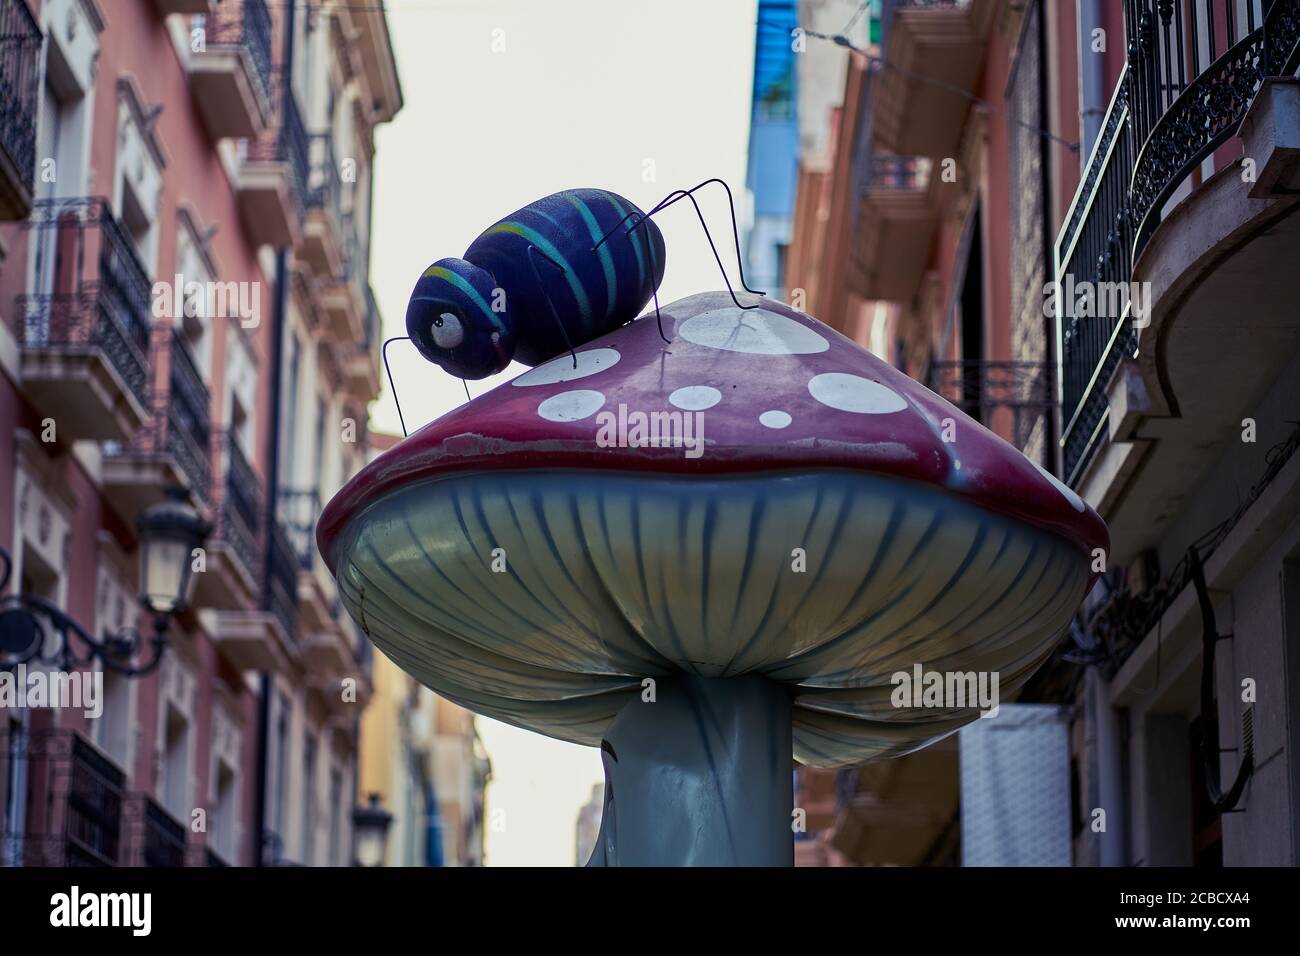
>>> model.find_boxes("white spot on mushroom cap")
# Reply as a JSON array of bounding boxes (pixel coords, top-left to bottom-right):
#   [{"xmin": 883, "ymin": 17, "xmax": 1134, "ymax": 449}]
[
  {"xmin": 511, "ymin": 348, "xmax": 620, "ymax": 387},
  {"xmin": 669, "ymin": 386, "xmax": 721, "ymax": 411},
  {"xmin": 759, "ymin": 410, "xmax": 792, "ymax": 429},
  {"xmin": 678, "ymin": 307, "xmax": 829, "ymax": 355},
  {"xmin": 808, "ymin": 372, "xmax": 908, "ymax": 414},
  {"xmin": 1033, "ymin": 460, "xmax": 1086, "ymax": 512},
  {"xmin": 537, "ymin": 390, "xmax": 605, "ymax": 422}
]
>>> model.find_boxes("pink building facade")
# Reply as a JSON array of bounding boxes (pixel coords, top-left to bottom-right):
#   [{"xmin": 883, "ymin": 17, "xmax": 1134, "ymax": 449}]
[{"xmin": 0, "ymin": 0, "xmax": 400, "ymax": 867}]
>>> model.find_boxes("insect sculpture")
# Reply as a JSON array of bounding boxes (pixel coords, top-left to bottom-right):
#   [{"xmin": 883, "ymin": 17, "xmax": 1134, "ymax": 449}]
[{"xmin": 386, "ymin": 181, "xmax": 763, "ymax": 432}]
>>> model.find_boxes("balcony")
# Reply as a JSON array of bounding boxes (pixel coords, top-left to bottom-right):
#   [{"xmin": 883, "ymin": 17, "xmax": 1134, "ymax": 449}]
[
  {"xmin": 0, "ymin": 0, "xmax": 41, "ymax": 220},
  {"xmin": 199, "ymin": 434, "xmax": 303, "ymax": 673},
  {"xmin": 103, "ymin": 330, "xmax": 213, "ymax": 523},
  {"xmin": 266, "ymin": 514, "xmax": 300, "ymax": 644},
  {"xmin": 300, "ymin": 132, "xmax": 347, "ymax": 278},
  {"xmin": 16, "ymin": 198, "xmax": 153, "ymax": 442},
  {"xmin": 1055, "ymin": 0, "xmax": 1300, "ymax": 559},
  {"xmin": 924, "ymin": 359, "xmax": 1054, "ymax": 454},
  {"xmin": 320, "ymin": 212, "xmax": 369, "ymax": 343},
  {"xmin": 123, "ymin": 796, "xmax": 187, "ymax": 867},
  {"xmin": 847, "ymin": 155, "xmax": 936, "ymax": 302},
  {"xmin": 197, "ymin": 431, "xmax": 263, "ymax": 610},
  {"xmin": 187, "ymin": 0, "xmax": 271, "ymax": 141},
  {"xmin": 237, "ymin": 71, "xmax": 310, "ymax": 249},
  {"xmin": 345, "ymin": 285, "xmax": 382, "ymax": 402},
  {"xmin": 1, "ymin": 731, "xmax": 126, "ymax": 866},
  {"xmin": 872, "ymin": 0, "xmax": 995, "ymax": 157}
]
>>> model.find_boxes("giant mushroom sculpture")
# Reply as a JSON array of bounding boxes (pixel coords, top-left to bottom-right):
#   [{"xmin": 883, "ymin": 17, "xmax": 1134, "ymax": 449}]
[{"xmin": 318, "ymin": 292, "xmax": 1107, "ymax": 866}]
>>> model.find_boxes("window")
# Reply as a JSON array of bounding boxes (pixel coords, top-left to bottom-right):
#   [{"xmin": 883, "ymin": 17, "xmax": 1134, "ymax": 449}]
[
  {"xmin": 211, "ymin": 760, "xmax": 237, "ymax": 863},
  {"xmin": 93, "ymin": 566, "xmax": 134, "ymax": 771},
  {"xmin": 301, "ymin": 736, "xmax": 317, "ymax": 865},
  {"xmin": 271, "ymin": 692, "xmax": 290, "ymax": 848},
  {"xmin": 160, "ymin": 704, "xmax": 190, "ymax": 821},
  {"xmin": 175, "ymin": 214, "xmax": 217, "ymax": 376}
]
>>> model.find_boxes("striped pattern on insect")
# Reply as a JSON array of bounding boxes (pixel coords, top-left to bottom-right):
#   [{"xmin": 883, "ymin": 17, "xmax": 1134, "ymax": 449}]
[
  {"xmin": 403, "ymin": 180, "xmax": 762, "ymax": 383},
  {"xmin": 406, "ymin": 188, "xmax": 667, "ymax": 380}
]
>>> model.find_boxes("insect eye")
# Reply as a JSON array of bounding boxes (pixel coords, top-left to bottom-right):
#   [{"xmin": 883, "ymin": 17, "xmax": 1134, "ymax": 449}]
[{"xmin": 430, "ymin": 311, "xmax": 465, "ymax": 349}]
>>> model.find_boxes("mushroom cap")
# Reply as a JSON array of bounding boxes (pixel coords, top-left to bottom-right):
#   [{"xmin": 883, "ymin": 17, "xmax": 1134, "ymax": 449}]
[{"xmin": 319, "ymin": 292, "xmax": 1107, "ymax": 767}]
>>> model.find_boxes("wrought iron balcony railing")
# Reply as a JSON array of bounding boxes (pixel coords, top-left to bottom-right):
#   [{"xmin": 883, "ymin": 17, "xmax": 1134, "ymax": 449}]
[
  {"xmin": 924, "ymin": 359, "xmax": 1055, "ymax": 453},
  {"xmin": 306, "ymin": 132, "xmax": 343, "ymax": 219},
  {"xmin": 0, "ymin": 730, "xmax": 126, "ymax": 867},
  {"xmin": 17, "ymin": 198, "xmax": 154, "ymax": 411},
  {"xmin": 138, "ymin": 797, "xmax": 187, "ymax": 867},
  {"xmin": 1055, "ymin": 0, "xmax": 1300, "ymax": 485},
  {"xmin": 64, "ymin": 734, "xmax": 125, "ymax": 867},
  {"xmin": 266, "ymin": 516, "xmax": 299, "ymax": 641},
  {"xmin": 165, "ymin": 333, "xmax": 213, "ymax": 495},
  {"xmin": 248, "ymin": 70, "xmax": 310, "ymax": 215},
  {"xmin": 201, "ymin": 0, "xmax": 273, "ymax": 109},
  {"xmin": 867, "ymin": 154, "xmax": 931, "ymax": 191},
  {"xmin": 0, "ymin": 0, "xmax": 42, "ymax": 207},
  {"xmin": 210, "ymin": 430, "xmax": 263, "ymax": 581},
  {"xmin": 111, "ymin": 331, "xmax": 213, "ymax": 502}
]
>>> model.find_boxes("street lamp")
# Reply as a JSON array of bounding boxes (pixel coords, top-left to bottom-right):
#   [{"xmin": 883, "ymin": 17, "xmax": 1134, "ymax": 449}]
[
  {"xmin": 352, "ymin": 793, "xmax": 393, "ymax": 867},
  {"xmin": 0, "ymin": 487, "xmax": 209, "ymax": 676}
]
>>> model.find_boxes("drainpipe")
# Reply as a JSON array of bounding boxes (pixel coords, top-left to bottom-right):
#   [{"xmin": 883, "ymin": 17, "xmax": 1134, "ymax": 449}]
[
  {"xmin": 254, "ymin": 0, "xmax": 297, "ymax": 867},
  {"xmin": 1077, "ymin": 0, "xmax": 1106, "ymax": 160}
]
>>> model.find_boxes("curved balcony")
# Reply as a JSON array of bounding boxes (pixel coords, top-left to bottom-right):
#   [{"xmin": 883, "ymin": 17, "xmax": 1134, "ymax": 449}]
[
  {"xmin": 345, "ymin": 285, "xmax": 382, "ymax": 402},
  {"xmin": 16, "ymin": 198, "xmax": 153, "ymax": 442},
  {"xmin": 188, "ymin": 0, "xmax": 272, "ymax": 140},
  {"xmin": 237, "ymin": 71, "xmax": 310, "ymax": 249},
  {"xmin": 300, "ymin": 132, "xmax": 348, "ymax": 278},
  {"xmin": 848, "ymin": 154, "xmax": 936, "ymax": 303},
  {"xmin": 104, "ymin": 329, "xmax": 213, "ymax": 524},
  {"xmin": 1055, "ymin": 0, "xmax": 1300, "ymax": 558},
  {"xmin": 0, "ymin": 0, "xmax": 41, "ymax": 220},
  {"xmin": 872, "ymin": 0, "xmax": 995, "ymax": 157}
]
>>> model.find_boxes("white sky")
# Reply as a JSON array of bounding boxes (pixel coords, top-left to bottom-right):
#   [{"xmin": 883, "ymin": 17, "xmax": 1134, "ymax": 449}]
[{"xmin": 370, "ymin": 0, "xmax": 758, "ymax": 865}]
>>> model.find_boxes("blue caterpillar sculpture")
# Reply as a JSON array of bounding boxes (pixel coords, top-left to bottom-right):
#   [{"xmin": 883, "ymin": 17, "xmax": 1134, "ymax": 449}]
[{"xmin": 404, "ymin": 180, "xmax": 761, "ymax": 381}]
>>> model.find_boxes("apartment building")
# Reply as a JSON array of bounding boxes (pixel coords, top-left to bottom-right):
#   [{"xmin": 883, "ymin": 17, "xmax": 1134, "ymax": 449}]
[
  {"xmin": 0, "ymin": 0, "xmax": 400, "ymax": 867},
  {"xmin": 782, "ymin": 0, "xmax": 1300, "ymax": 865}
]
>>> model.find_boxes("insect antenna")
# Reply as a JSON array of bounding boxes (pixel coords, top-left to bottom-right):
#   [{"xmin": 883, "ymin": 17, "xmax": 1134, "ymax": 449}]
[
  {"xmin": 382, "ymin": 336, "xmax": 412, "ymax": 437},
  {"xmin": 525, "ymin": 243, "xmax": 579, "ymax": 368},
  {"xmin": 462, "ymin": 379, "xmax": 472, "ymax": 402}
]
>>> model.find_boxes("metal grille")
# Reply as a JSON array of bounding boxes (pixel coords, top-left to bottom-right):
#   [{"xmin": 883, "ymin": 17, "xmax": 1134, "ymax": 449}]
[
  {"xmin": 0, "ymin": 0, "xmax": 42, "ymax": 192},
  {"xmin": 1055, "ymin": 0, "xmax": 1300, "ymax": 484},
  {"xmin": 17, "ymin": 197, "xmax": 154, "ymax": 411}
]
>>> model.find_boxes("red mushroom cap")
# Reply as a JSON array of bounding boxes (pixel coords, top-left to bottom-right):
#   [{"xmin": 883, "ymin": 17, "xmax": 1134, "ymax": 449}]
[{"xmin": 319, "ymin": 292, "xmax": 1107, "ymax": 571}]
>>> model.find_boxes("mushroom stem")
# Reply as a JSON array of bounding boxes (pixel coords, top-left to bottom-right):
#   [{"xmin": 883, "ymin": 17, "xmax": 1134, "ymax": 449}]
[{"xmin": 586, "ymin": 673, "xmax": 794, "ymax": 866}]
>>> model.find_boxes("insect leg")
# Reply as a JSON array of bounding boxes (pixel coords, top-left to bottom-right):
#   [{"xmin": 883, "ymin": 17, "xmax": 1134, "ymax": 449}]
[
  {"xmin": 635, "ymin": 179, "xmax": 764, "ymax": 298},
  {"xmin": 627, "ymin": 188, "xmax": 757, "ymax": 312},
  {"xmin": 382, "ymin": 335, "xmax": 412, "ymax": 437},
  {"xmin": 525, "ymin": 243, "xmax": 579, "ymax": 368}
]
